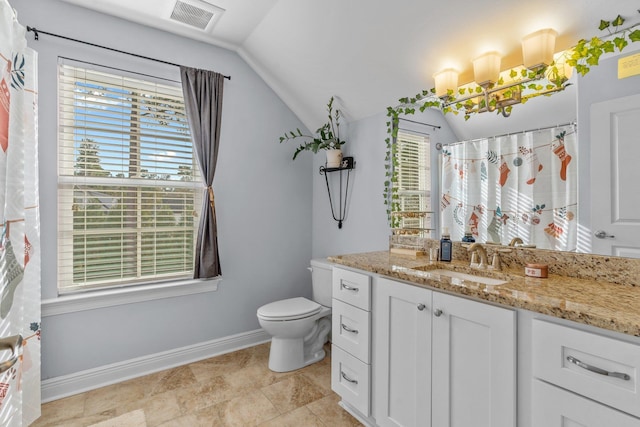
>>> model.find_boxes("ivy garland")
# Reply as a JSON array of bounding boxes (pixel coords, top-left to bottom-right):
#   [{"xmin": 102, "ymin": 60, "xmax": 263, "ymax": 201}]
[{"xmin": 384, "ymin": 14, "xmax": 640, "ymax": 226}]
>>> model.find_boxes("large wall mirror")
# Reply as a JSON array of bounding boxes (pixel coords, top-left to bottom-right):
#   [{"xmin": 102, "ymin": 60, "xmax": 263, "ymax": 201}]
[{"xmin": 390, "ymin": 46, "xmax": 640, "ymax": 259}]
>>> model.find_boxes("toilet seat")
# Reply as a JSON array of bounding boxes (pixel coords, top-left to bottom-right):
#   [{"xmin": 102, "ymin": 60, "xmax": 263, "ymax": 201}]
[{"xmin": 257, "ymin": 297, "xmax": 322, "ymax": 321}]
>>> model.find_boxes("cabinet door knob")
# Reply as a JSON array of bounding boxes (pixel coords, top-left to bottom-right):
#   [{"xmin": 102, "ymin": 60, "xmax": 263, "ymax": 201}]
[
  {"xmin": 434, "ymin": 309, "xmax": 443, "ymax": 317},
  {"xmin": 417, "ymin": 303, "xmax": 426, "ymax": 311}
]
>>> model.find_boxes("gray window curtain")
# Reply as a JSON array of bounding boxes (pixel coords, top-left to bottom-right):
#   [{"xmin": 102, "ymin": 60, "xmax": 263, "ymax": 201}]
[{"xmin": 180, "ymin": 66, "xmax": 225, "ymax": 278}]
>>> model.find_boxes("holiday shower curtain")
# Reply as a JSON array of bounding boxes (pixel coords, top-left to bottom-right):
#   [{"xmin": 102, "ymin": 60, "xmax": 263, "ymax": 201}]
[
  {"xmin": 0, "ymin": 1, "xmax": 41, "ymax": 425},
  {"xmin": 441, "ymin": 124, "xmax": 576, "ymax": 251}
]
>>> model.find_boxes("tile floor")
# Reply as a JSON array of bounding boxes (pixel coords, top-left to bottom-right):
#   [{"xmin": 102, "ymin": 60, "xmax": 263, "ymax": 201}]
[{"xmin": 32, "ymin": 343, "xmax": 362, "ymax": 427}]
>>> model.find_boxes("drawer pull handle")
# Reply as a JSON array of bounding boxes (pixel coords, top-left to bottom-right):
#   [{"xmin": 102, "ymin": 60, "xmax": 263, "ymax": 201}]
[
  {"xmin": 417, "ymin": 304, "xmax": 426, "ymax": 311},
  {"xmin": 566, "ymin": 356, "xmax": 631, "ymax": 381},
  {"xmin": 341, "ymin": 371, "xmax": 358, "ymax": 384},
  {"xmin": 341, "ymin": 283, "xmax": 359, "ymax": 292},
  {"xmin": 434, "ymin": 309, "xmax": 443, "ymax": 317},
  {"xmin": 341, "ymin": 323, "xmax": 359, "ymax": 334}
]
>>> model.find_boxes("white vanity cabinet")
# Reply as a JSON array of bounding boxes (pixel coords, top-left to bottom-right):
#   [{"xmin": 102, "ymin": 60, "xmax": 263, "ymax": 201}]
[
  {"xmin": 331, "ymin": 267, "xmax": 373, "ymax": 420},
  {"xmin": 532, "ymin": 319, "xmax": 640, "ymax": 426},
  {"xmin": 374, "ymin": 277, "xmax": 432, "ymax": 427},
  {"xmin": 374, "ymin": 277, "xmax": 516, "ymax": 427},
  {"xmin": 431, "ymin": 291, "xmax": 516, "ymax": 427}
]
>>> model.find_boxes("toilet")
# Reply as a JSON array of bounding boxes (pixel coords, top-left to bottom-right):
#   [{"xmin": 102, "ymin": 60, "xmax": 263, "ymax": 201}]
[{"xmin": 257, "ymin": 258, "xmax": 333, "ymax": 372}]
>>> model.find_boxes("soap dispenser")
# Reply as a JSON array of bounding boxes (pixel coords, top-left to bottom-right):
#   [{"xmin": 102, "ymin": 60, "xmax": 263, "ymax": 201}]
[
  {"xmin": 462, "ymin": 227, "xmax": 475, "ymax": 243},
  {"xmin": 440, "ymin": 227, "xmax": 452, "ymax": 262}
]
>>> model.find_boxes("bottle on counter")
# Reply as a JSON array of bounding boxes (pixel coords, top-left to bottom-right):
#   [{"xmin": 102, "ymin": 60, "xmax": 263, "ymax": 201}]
[
  {"xmin": 462, "ymin": 228, "xmax": 475, "ymax": 243},
  {"xmin": 440, "ymin": 227, "xmax": 453, "ymax": 262}
]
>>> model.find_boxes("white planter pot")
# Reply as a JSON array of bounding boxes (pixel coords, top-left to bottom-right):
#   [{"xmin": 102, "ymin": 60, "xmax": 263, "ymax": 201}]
[{"xmin": 326, "ymin": 149, "xmax": 343, "ymax": 168}]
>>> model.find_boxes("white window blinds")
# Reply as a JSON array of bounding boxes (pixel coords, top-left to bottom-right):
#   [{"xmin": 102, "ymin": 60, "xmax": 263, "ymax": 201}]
[
  {"xmin": 393, "ymin": 130, "xmax": 432, "ymax": 234},
  {"xmin": 57, "ymin": 59, "xmax": 202, "ymax": 293}
]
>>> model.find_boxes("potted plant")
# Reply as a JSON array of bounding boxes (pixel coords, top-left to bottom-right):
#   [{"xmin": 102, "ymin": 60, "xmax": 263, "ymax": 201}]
[{"xmin": 279, "ymin": 96, "xmax": 346, "ymax": 167}]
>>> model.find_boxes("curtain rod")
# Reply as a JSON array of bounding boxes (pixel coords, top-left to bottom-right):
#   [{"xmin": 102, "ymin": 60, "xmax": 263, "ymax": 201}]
[
  {"xmin": 444, "ymin": 121, "xmax": 576, "ymax": 147},
  {"xmin": 26, "ymin": 26, "xmax": 231, "ymax": 80},
  {"xmin": 398, "ymin": 117, "xmax": 441, "ymax": 130}
]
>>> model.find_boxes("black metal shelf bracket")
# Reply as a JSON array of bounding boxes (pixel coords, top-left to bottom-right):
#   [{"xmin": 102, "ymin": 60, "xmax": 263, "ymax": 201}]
[{"xmin": 319, "ymin": 156, "xmax": 355, "ymax": 229}]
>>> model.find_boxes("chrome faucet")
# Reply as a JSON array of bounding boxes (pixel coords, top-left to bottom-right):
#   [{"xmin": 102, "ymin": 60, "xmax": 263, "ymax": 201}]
[
  {"xmin": 467, "ymin": 242, "xmax": 488, "ymax": 269},
  {"xmin": 508, "ymin": 237, "xmax": 524, "ymax": 247}
]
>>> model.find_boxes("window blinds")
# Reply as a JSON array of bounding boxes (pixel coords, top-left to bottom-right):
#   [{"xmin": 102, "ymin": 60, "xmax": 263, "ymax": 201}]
[{"xmin": 57, "ymin": 59, "xmax": 202, "ymax": 293}]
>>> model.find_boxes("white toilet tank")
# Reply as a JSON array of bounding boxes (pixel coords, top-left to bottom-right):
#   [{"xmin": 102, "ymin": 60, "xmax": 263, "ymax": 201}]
[{"xmin": 310, "ymin": 258, "xmax": 333, "ymax": 307}]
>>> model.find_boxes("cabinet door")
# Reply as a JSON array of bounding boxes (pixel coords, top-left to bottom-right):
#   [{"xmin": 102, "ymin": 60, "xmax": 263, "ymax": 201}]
[
  {"xmin": 374, "ymin": 278, "xmax": 432, "ymax": 427},
  {"xmin": 533, "ymin": 379, "xmax": 640, "ymax": 427},
  {"xmin": 431, "ymin": 292, "xmax": 516, "ymax": 427}
]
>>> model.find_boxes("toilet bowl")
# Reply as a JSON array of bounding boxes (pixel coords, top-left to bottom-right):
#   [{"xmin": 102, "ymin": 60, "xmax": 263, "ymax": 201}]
[{"xmin": 257, "ymin": 259, "xmax": 333, "ymax": 372}]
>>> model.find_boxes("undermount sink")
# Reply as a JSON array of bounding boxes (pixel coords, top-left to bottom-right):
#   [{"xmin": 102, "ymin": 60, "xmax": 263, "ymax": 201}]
[{"xmin": 412, "ymin": 267, "xmax": 508, "ymax": 286}]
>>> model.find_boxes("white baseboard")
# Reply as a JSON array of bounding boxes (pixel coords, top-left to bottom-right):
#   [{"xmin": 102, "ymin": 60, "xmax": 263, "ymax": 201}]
[{"xmin": 41, "ymin": 329, "xmax": 271, "ymax": 403}]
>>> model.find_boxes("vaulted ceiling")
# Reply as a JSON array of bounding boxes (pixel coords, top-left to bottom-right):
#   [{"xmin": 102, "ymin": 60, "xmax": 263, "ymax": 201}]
[{"xmin": 60, "ymin": 0, "xmax": 640, "ymax": 132}]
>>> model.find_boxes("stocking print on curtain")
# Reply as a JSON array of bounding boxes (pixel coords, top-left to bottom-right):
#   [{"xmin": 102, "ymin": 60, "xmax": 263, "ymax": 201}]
[
  {"xmin": 441, "ymin": 124, "xmax": 576, "ymax": 251},
  {"xmin": 0, "ymin": 1, "xmax": 41, "ymax": 426},
  {"xmin": 180, "ymin": 67, "xmax": 224, "ymax": 278}
]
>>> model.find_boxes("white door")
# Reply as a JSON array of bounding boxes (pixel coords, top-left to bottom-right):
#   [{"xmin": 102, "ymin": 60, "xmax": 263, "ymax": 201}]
[
  {"xmin": 591, "ymin": 94, "xmax": 640, "ymax": 257},
  {"xmin": 431, "ymin": 293, "xmax": 516, "ymax": 427},
  {"xmin": 374, "ymin": 278, "xmax": 432, "ymax": 427}
]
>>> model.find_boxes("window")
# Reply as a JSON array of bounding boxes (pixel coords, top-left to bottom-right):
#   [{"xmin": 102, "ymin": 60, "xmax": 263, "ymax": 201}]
[
  {"xmin": 392, "ymin": 130, "xmax": 432, "ymax": 235},
  {"xmin": 58, "ymin": 59, "xmax": 201, "ymax": 294}
]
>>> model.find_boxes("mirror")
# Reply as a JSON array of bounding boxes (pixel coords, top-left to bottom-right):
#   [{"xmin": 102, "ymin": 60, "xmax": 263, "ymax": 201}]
[
  {"xmin": 436, "ymin": 48, "xmax": 640, "ymax": 258},
  {"xmin": 438, "ymin": 83, "xmax": 577, "ymax": 252},
  {"xmin": 390, "ymin": 48, "xmax": 640, "ymax": 258}
]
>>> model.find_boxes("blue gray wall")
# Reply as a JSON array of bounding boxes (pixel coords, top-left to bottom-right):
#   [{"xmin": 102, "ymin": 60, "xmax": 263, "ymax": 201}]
[{"xmin": 15, "ymin": 0, "xmax": 314, "ymax": 379}]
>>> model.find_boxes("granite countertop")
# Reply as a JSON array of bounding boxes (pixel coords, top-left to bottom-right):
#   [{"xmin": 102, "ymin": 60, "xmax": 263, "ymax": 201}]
[{"xmin": 328, "ymin": 251, "xmax": 640, "ymax": 337}]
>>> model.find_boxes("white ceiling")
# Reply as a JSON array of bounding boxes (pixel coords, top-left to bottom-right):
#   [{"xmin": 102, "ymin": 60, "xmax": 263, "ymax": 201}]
[{"xmin": 60, "ymin": 0, "xmax": 640, "ymax": 132}]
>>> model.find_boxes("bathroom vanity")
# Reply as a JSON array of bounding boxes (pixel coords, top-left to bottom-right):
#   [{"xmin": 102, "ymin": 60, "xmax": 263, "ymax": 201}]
[{"xmin": 328, "ymin": 248, "xmax": 640, "ymax": 427}]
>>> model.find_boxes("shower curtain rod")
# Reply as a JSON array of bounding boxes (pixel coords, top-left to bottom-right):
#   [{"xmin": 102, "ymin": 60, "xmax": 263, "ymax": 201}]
[
  {"xmin": 443, "ymin": 121, "xmax": 576, "ymax": 147},
  {"xmin": 25, "ymin": 26, "xmax": 231, "ymax": 80}
]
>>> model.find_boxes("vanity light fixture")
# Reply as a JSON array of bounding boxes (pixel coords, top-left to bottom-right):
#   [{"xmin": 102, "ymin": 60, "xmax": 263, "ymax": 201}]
[
  {"xmin": 472, "ymin": 51, "xmax": 502, "ymax": 88},
  {"xmin": 522, "ymin": 28, "xmax": 558, "ymax": 71},
  {"xmin": 433, "ymin": 68, "xmax": 459, "ymax": 98},
  {"xmin": 431, "ymin": 28, "xmax": 568, "ymax": 117}
]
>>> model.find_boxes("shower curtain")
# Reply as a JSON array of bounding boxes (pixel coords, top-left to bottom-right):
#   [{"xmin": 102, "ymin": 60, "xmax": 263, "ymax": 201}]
[
  {"xmin": 441, "ymin": 124, "xmax": 577, "ymax": 251},
  {"xmin": 0, "ymin": 1, "xmax": 41, "ymax": 425}
]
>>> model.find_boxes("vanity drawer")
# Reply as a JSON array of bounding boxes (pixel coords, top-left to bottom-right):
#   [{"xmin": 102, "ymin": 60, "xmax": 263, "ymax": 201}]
[
  {"xmin": 331, "ymin": 344, "xmax": 371, "ymax": 417},
  {"xmin": 533, "ymin": 379, "xmax": 640, "ymax": 427},
  {"xmin": 533, "ymin": 319, "xmax": 640, "ymax": 417},
  {"xmin": 332, "ymin": 299, "xmax": 371, "ymax": 363},
  {"xmin": 332, "ymin": 267, "xmax": 371, "ymax": 310}
]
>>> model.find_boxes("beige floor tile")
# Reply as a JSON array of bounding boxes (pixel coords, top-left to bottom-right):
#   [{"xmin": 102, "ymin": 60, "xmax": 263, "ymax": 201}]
[
  {"xmin": 174, "ymin": 374, "xmax": 244, "ymax": 414},
  {"xmin": 83, "ymin": 379, "xmax": 146, "ymax": 416},
  {"xmin": 156, "ymin": 413, "xmax": 201, "ymax": 427},
  {"xmin": 31, "ymin": 393, "xmax": 86, "ymax": 427},
  {"xmin": 258, "ymin": 405, "xmax": 325, "ymax": 427},
  {"xmin": 191, "ymin": 405, "xmax": 226, "ymax": 427},
  {"xmin": 299, "ymin": 359, "xmax": 332, "ymax": 393},
  {"xmin": 187, "ymin": 348, "xmax": 253, "ymax": 381},
  {"xmin": 260, "ymin": 373, "xmax": 328, "ymax": 413},
  {"xmin": 89, "ymin": 409, "xmax": 146, "ymax": 427},
  {"xmin": 223, "ymin": 360, "xmax": 296, "ymax": 390},
  {"xmin": 307, "ymin": 393, "xmax": 362, "ymax": 426},
  {"xmin": 137, "ymin": 365, "xmax": 199, "ymax": 397},
  {"xmin": 116, "ymin": 390, "xmax": 182, "ymax": 427},
  {"xmin": 213, "ymin": 389, "xmax": 280, "ymax": 426},
  {"xmin": 32, "ymin": 342, "xmax": 358, "ymax": 427}
]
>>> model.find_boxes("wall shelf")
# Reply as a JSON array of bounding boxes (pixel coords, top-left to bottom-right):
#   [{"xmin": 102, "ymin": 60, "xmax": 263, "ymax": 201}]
[{"xmin": 319, "ymin": 156, "xmax": 355, "ymax": 229}]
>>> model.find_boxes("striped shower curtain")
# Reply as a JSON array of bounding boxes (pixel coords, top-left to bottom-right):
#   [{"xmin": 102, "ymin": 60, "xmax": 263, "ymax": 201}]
[
  {"xmin": 441, "ymin": 124, "xmax": 577, "ymax": 251},
  {"xmin": 0, "ymin": 0, "xmax": 41, "ymax": 425}
]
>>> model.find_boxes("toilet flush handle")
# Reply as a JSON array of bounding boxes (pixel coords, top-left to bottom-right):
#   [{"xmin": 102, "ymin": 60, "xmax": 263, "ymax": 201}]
[{"xmin": 307, "ymin": 267, "xmax": 313, "ymax": 272}]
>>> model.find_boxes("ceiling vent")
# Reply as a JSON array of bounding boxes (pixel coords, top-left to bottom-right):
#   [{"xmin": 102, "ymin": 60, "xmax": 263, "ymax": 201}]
[{"xmin": 169, "ymin": 0, "xmax": 224, "ymax": 31}]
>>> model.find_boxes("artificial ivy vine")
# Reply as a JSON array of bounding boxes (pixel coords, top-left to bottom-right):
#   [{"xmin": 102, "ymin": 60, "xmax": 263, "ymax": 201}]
[{"xmin": 384, "ymin": 14, "xmax": 640, "ymax": 227}]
